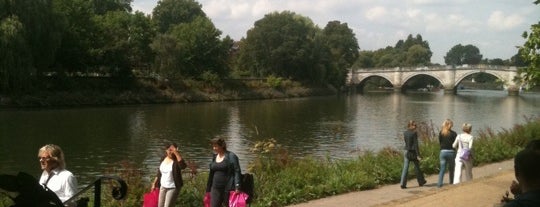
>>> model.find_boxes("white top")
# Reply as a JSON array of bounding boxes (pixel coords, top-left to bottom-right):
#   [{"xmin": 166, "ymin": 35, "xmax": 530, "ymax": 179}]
[
  {"xmin": 39, "ymin": 168, "xmax": 78, "ymax": 204},
  {"xmin": 159, "ymin": 161, "xmax": 176, "ymax": 188},
  {"xmin": 453, "ymin": 133, "xmax": 474, "ymax": 156}
]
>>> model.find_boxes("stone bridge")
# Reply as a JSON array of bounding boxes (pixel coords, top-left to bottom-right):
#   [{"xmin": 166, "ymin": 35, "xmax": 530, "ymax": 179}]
[{"xmin": 347, "ymin": 65, "xmax": 521, "ymax": 95}]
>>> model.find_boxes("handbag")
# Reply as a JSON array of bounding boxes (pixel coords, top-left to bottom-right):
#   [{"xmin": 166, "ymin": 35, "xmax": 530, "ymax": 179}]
[
  {"xmin": 459, "ymin": 139, "xmax": 471, "ymax": 161},
  {"xmin": 204, "ymin": 192, "xmax": 211, "ymax": 207},
  {"xmin": 406, "ymin": 150, "xmax": 417, "ymax": 161},
  {"xmin": 229, "ymin": 191, "xmax": 249, "ymax": 207},
  {"xmin": 142, "ymin": 188, "xmax": 159, "ymax": 207}
]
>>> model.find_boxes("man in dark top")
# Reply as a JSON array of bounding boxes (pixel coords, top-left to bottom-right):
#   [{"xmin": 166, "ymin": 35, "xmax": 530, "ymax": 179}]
[{"xmin": 504, "ymin": 146, "xmax": 540, "ymax": 207}]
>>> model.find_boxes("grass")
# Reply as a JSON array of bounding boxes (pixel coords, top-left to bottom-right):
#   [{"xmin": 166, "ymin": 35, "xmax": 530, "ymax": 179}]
[{"xmin": 1, "ymin": 116, "xmax": 539, "ymax": 207}]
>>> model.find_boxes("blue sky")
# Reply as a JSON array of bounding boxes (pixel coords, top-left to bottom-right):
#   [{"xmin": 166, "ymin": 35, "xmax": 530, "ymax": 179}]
[{"xmin": 132, "ymin": 0, "xmax": 540, "ymax": 64}]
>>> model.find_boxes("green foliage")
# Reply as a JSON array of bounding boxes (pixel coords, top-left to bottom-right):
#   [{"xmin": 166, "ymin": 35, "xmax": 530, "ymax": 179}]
[
  {"xmin": 0, "ymin": 16, "xmax": 34, "ymax": 93},
  {"xmin": 353, "ymin": 34, "xmax": 432, "ymax": 68},
  {"xmin": 151, "ymin": 15, "xmax": 229, "ymax": 80},
  {"xmin": 237, "ymin": 12, "xmax": 360, "ymax": 88},
  {"xmin": 52, "ymin": 0, "xmax": 96, "ymax": 73},
  {"xmin": 8, "ymin": 0, "xmax": 63, "ymax": 74},
  {"xmin": 518, "ymin": 1, "xmax": 540, "ymax": 87},
  {"xmin": 321, "ymin": 21, "xmax": 359, "ymax": 86},
  {"xmin": 265, "ymin": 75, "xmax": 284, "ymax": 89},
  {"xmin": 152, "ymin": 0, "xmax": 206, "ymax": 33},
  {"xmin": 444, "ymin": 44, "xmax": 483, "ymax": 65},
  {"xmin": 92, "ymin": 0, "xmax": 133, "ymax": 15},
  {"xmin": 239, "ymin": 11, "xmax": 318, "ymax": 81}
]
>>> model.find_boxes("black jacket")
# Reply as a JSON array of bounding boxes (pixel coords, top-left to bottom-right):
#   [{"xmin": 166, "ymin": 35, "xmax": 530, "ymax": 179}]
[
  {"xmin": 206, "ymin": 151, "xmax": 242, "ymax": 192},
  {"xmin": 154, "ymin": 157, "xmax": 187, "ymax": 189}
]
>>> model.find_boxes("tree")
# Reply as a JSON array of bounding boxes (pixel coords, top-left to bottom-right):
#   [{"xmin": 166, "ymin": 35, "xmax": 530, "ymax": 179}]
[
  {"xmin": 511, "ymin": 53, "xmax": 528, "ymax": 67},
  {"xmin": 354, "ymin": 34, "xmax": 432, "ymax": 68},
  {"xmin": 5, "ymin": 0, "xmax": 63, "ymax": 76},
  {"xmin": 51, "ymin": 0, "xmax": 97, "ymax": 73},
  {"xmin": 92, "ymin": 11, "xmax": 135, "ymax": 78},
  {"xmin": 518, "ymin": 0, "xmax": 540, "ymax": 86},
  {"xmin": 152, "ymin": 0, "xmax": 205, "ymax": 33},
  {"xmin": 354, "ymin": 51, "xmax": 375, "ymax": 68},
  {"xmin": 321, "ymin": 21, "xmax": 359, "ymax": 86},
  {"xmin": 151, "ymin": 16, "xmax": 229, "ymax": 79},
  {"xmin": 168, "ymin": 16, "xmax": 228, "ymax": 78},
  {"xmin": 489, "ymin": 58, "xmax": 505, "ymax": 65},
  {"xmin": 0, "ymin": 16, "xmax": 33, "ymax": 92},
  {"xmin": 91, "ymin": 0, "xmax": 133, "ymax": 15},
  {"xmin": 238, "ymin": 11, "xmax": 319, "ymax": 81},
  {"xmin": 405, "ymin": 44, "xmax": 432, "ymax": 66},
  {"xmin": 444, "ymin": 44, "xmax": 483, "ymax": 65}
]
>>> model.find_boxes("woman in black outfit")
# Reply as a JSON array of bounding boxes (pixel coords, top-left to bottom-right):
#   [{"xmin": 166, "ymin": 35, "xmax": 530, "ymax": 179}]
[
  {"xmin": 399, "ymin": 120, "xmax": 426, "ymax": 189},
  {"xmin": 206, "ymin": 137, "xmax": 242, "ymax": 207},
  {"xmin": 437, "ymin": 119, "xmax": 457, "ymax": 187}
]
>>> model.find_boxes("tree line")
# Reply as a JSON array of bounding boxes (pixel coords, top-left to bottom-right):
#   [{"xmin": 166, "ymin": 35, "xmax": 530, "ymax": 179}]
[{"xmin": 1, "ymin": 0, "xmax": 539, "ymax": 94}]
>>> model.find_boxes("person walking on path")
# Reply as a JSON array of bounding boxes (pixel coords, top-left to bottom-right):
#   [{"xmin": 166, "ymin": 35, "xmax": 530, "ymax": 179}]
[
  {"xmin": 151, "ymin": 142, "xmax": 187, "ymax": 207},
  {"xmin": 400, "ymin": 120, "xmax": 427, "ymax": 189},
  {"xmin": 453, "ymin": 123, "xmax": 474, "ymax": 184},
  {"xmin": 206, "ymin": 137, "xmax": 242, "ymax": 207},
  {"xmin": 38, "ymin": 144, "xmax": 78, "ymax": 207},
  {"xmin": 437, "ymin": 119, "xmax": 457, "ymax": 187}
]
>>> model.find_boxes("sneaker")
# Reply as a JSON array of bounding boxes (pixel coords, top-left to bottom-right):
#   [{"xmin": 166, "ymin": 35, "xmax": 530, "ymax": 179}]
[
  {"xmin": 400, "ymin": 185, "xmax": 407, "ymax": 189},
  {"xmin": 419, "ymin": 180, "xmax": 427, "ymax": 187}
]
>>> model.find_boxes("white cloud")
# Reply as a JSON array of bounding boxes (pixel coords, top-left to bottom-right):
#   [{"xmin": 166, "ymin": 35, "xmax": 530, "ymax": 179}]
[
  {"xmin": 488, "ymin": 11, "xmax": 524, "ymax": 31},
  {"xmin": 365, "ymin": 6, "xmax": 388, "ymax": 21},
  {"xmin": 131, "ymin": 0, "xmax": 540, "ymax": 64}
]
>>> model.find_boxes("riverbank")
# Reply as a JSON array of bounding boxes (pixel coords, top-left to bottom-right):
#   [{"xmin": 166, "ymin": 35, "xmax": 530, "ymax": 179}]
[
  {"xmin": 0, "ymin": 77, "xmax": 338, "ymax": 108},
  {"xmin": 288, "ymin": 159, "xmax": 515, "ymax": 207}
]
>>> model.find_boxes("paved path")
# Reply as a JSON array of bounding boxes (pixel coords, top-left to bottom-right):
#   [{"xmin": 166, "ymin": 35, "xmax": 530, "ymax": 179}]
[{"xmin": 288, "ymin": 160, "xmax": 514, "ymax": 207}]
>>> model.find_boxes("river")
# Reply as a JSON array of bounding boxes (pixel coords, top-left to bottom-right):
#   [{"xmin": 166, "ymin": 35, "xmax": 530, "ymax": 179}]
[{"xmin": 1, "ymin": 90, "xmax": 539, "ymax": 187}]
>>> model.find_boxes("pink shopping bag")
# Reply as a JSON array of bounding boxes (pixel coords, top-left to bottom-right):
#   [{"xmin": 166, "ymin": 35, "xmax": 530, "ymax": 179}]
[
  {"xmin": 204, "ymin": 192, "xmax": 211, "ymax": 207},
  {"xmin": 229, "ymin": 191, "xmax": 249, "ymax": 207},
  {"xmin": 143, "ymin": 188, "xmax": 159, "ymax": 207}
]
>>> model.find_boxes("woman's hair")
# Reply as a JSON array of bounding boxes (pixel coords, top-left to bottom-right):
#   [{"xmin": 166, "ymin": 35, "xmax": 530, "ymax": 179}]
[
  {"xmin": 165, "ymin": 142, "xmax": 178, "ymax": 150},
  {"xmin": 38, "ymin": 144, "xmax": 66, "ymax": 170},
  {"xmin": 210, "ymin": 137, "xmax": 227, "ymax": 151},
  {"xmin": 164, "ymin": 142, "xmax": 179, "ymax": 160},
  {"xmin": 441, "ymin": 119, "xmax": 453, "ymax": 136},
  {"xmin": 407, "ymin": 120, "xmax": 416, "ymax": 130},
  {"xmin": 462, "ymin": 123, "xmax": 472, "ymax": 133}
]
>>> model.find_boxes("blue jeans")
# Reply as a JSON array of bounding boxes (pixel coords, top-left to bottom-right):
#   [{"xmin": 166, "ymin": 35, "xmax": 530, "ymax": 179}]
[
  {"xmin": 400, "ymin": 151, "xmax": 425, "ymax": 187},
  {"xmin": 437, "ymin": 150, "xmax": 456, "ymax": 187}
]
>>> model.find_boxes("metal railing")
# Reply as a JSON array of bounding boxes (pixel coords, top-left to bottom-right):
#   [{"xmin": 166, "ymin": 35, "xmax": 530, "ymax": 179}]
[{"xmin": 65, "ymin": 176, "xmax": 128, "ymax": 207}]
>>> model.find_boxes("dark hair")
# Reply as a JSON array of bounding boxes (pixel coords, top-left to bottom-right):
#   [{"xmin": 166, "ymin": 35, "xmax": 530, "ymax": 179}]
[
  {"xmin": 407, "ymin": 120, "xmax": 416, "ymax": 129},
  {"xmin": 210, "ymin": 137, "xmax": 227, "ymax": 151},
  {"xmin": 514, "ymin": 149, "xmax": 540, "ymax": 186},
  {"xmin": 525, "ymin": 139, "xmax": 540, "ymax": 151},
  {"xmin": 165, "ymin": 142, "xmax": 178, "ymax": 149}
]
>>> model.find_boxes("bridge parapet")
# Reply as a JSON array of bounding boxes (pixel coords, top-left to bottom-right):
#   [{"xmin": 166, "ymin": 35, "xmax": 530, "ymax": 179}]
[
  {"xmin": 347, "ymin": 64, "xmax": 522, "ymax": 95},
  {"xmin": 351, "ymin": 65, "xmax": 518, "ymax": 73}
]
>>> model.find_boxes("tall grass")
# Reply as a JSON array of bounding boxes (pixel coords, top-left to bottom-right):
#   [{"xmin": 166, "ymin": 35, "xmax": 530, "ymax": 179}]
[{"xmin": 1, "ymin": 117, "xmax": 539, "ymax": 207}]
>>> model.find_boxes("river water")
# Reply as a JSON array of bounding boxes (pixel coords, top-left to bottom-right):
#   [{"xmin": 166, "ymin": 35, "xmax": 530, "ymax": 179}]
[{"xmin": 1, "ymin": 90, "xmax": 539, "ymax": 186}]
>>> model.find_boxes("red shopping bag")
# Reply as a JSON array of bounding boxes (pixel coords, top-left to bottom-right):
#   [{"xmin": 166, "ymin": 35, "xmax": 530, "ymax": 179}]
[
  {"xmin": 229, "ymin": 191, "xmax": 249, "ymax": 207},
  {"xmin": 143, "ymin": 188, "xmax": 159, "ymax": 207},
  {"xmin": 204, "ymin": 192, "xmax": 211, "ymax": 207}
]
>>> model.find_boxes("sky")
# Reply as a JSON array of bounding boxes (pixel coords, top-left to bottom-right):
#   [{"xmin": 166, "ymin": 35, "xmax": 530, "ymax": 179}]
[{"xmin": 131, "ymin": 0, "xmax": 540, "ymax": 64}]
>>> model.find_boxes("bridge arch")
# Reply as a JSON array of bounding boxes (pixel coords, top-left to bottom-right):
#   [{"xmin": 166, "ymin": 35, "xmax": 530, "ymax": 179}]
[
  {"xmin": 347, "ymin": 65, "xmax": 521, "ymax": 95},
  {"xmin": 454, "ymin": 70, "xmax": 506, "ymax": 88},
  {"xmin": 401, "ymin": 73, "xmax": 444, "ymax": 87}
]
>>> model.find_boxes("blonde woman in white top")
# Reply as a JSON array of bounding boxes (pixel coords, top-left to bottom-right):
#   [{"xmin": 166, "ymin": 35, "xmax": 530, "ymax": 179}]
[{"xmin": 452, "ymin": 123, "xmax": 474, "ymax": 184}]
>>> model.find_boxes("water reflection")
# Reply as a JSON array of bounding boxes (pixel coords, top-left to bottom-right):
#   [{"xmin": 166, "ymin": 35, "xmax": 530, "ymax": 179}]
[{"xmin": 1, "ymin": 91, "xmax": 539, "ymax": 187}]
